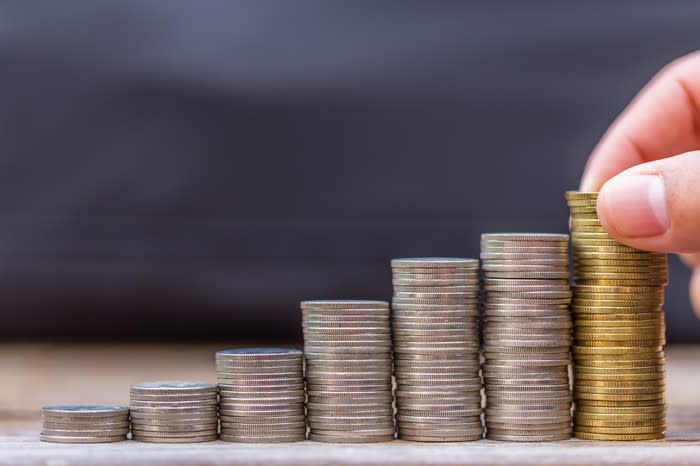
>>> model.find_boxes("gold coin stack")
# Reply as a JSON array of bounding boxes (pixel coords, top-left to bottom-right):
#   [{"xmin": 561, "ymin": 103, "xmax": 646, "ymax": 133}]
[
  {"xmin": 566, "ymin": 191, "xmax": 667, "ymax": 441},
  {"xmin": 216, "ymin": 348, "xmax": 306, "ymax": 443}
]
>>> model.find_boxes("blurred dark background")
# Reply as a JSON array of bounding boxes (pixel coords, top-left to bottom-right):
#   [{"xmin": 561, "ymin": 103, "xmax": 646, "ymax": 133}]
[{"xmin": 0, "ymin": 1, "xmax": 699, "ymax": 342}]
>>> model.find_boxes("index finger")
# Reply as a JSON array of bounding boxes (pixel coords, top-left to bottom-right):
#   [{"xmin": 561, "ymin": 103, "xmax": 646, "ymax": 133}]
[{"xmin": 580, "ymin": 52, "xmax": 700, "ymax": 191}]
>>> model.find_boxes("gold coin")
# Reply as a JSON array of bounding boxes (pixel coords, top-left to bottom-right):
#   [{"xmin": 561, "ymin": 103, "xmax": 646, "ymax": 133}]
[
  {"xmin": 573, "ymin": 406, "xmax": 665, "ymax": 415},
  {"xmin": 574, "ymin": 365, "xmax": 664, "ymax": 375},
  {"xmin": 575, "ymin": 268, "xmax": 668, "ymax": 276},
  {"xmin": 574, "ymin": 339, "xmax": 665, "ymax": 347},
  {"xmin": 575, "ymin": 360, "xmax": 665, "ymax": 369},
  {"xmin": 573, "ymin": 372, "xmax": 664, "ymax": 382},
  {"xmin": 573, "ymin": 259, "xmax": 666, "ymax": 267},
  {"xmin": 574, "ymin": 409, "xmax": 664, "ymax": 418},
  {"xmin": 573, "ymin": 270, "xmax": 665, "ymax": 278},
  {"xmin": 568, "ymin": 204, "xmax": 598, "ymax": 211},
  {"xmin": 574, "ymin": 410, "xmax": 666, "ymax": 425},
  {"xmin": 574, "ymin": 425, "xmax": 665, "ymax": 435},
  {"xmin": 572, "ymin": 285, "xmax": 665, "ymax": 295},
  {"xmin": 566, "ymin": 198, "xmax": 598, "ymax": 206},
  {"xmin": 574, "ymin": 399, "xmax": 664, "ymax": 408},
  {"xmin": 574, "ymin": 393, "xmax": 665, "ymax": 402},
  {"xmin": 574, "ymin": 360, "xmax": 665, "ymax": 368},
  {"xmin": 573, "ymin": 252, "xmax": 664, "ymax": 261},
  {"xmin": 565, "ymin": 191, "xmax": 599, "ymax": 200},
  {"xmin": 574, "ymin": 318, "xmax": 662, "ymax": 327},
  {"xmin": 572, "ymin": 306, "xmax": 663, "ymax": 314},
  {"xmin": 574, "ymin": 431, "xmax": 664, "ymax": 441},
  {"xmin": 572, "ymin": 243, "xmax": 644, "ymax": 252},
  {"xmin": 575, "ymin": 325, "xmax": 663, "ymax": 334},
  {"xmin": 569, "ymin": 214, "xmax": 603, "ymax": 221},
  {"xmin": 575, "ymin": 279, "xmax": 667, "ymax": 286},
  {"xmin": 574, "ymin": 358, "xmax": 665, "ymax": 366},
  {"xmin": 571, "ymin": 238, "xmax": 631, "ymax": 247},
  {"xmin": 570, "ymin": 222, "xmax": 601, "ymax": 229},
  {"xmin": 574, "ymin": 329, "xmax": 664, "ymax": 338},
  {"xmin": 574, "ymin": 383, "xmax": 665, "ymax": 393},
  {"xmin": 571, "ymin": 231, "xmax": 619, "ymax": 238},
  {"xmin": 572, "ymin": 296, "xmax": 664, "ymax": 304},
  {"xmin": 573, "ymin": 346, "xmax": 663, "ymax": 355},
  {"xmin": 570, "ymin": 226, "xmax": 605, "ymax": 233},
  {"xmin": 574, "ymin": 419, "xmax": 665, "ymax": 428},
  {"xmin": 573, "ymin": 379, "xmax": 663, "ymax": 388}
]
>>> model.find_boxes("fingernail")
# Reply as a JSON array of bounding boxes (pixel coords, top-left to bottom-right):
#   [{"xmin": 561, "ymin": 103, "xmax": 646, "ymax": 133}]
[{"xmin": 598, "ymin": 175, "xmax": 668, "ymax": 237}]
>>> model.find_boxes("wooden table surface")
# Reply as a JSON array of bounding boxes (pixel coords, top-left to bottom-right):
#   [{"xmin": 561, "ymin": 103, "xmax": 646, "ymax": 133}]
[{"xmin": 2, "ymin": 343, "xmax": 700, "ymax": 466}]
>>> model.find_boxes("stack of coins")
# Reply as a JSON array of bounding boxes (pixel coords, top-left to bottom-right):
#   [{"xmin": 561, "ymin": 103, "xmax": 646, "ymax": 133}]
[
  {"xmin": 481, "ymin": 233, "xmax": 573, "ymax": 441},
  {"xmin": 391, "ymin": 258, "xmax": 483, "ymax": 442},
  {"xmin": 216, "ymin": 348, "xmax": 306, "ymax": 443},
  {"xmin": 40, "ymin": 405, "xmax": 129, "ymax": 443},
  {"xmin": 129, "ymin": 382, "xmax": 218, "ymax": 443},
  {"xmin": 302, "ymin": 300, "xmax": 395, "ymax": 443},
  {"xmin": 566, "ymin": 191, "xmax": 667, "ymax": 441}
]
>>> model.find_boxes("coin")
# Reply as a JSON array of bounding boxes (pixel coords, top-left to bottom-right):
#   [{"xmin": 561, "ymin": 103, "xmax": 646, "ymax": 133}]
[
  {"xmin": 481, "ymin": 233, "xmax": 572, "ymax": 441},
  {"xmin": 302, "ymin": 299, "xmax": 394, "ymax": 442},
  {"xmin": 129, "ymin": 381, "xmax": 218, "ymax": 443},
  {"xmin": 132, "ymin": 434, "xmax": 219, "ymax": 443},
  {"xmin": 40, "ymin": 405, "xmax": 130, "ymax": 444},
  {"xmin": 389, "ymin": 257, "xmax": 482, "ymax": 442}
]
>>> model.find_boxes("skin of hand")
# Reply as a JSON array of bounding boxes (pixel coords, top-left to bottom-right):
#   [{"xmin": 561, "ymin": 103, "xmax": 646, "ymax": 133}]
[{"xmin": 580, "ymin": 51, "xmax": 700, "ymax": 316}]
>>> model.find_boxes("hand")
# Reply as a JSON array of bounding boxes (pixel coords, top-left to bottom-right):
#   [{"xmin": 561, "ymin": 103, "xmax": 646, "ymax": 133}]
[{"xmin": 580, "ymin": 52, "xmax": 700, "ymax": 316}]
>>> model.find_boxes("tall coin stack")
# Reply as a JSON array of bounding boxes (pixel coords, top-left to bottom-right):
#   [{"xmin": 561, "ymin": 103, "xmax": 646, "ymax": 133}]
[
  {"xmin": 481, "ymin": 233, "xmax": 573, "ymax": 441},
  {"xmin": 302, "ymin": 300, "xmax": 395, "ymax": 443},
  {"xmin": 391, "ymin": 258, "xmax": 483, "ymax": 442},
  {"xmin": 216, "ymin": 348, "xmax": 306, "ymax": 443},
  {"xmin": 566, "ymin": 191, "xmax": 667, "ymax": 441},
  {"xmin": 40, "ymin": 405, "xmax": 129, "ymax": 443},
  {"xmin": 129, "ymin": 382, "xmax": 219, "ymax": 443}
]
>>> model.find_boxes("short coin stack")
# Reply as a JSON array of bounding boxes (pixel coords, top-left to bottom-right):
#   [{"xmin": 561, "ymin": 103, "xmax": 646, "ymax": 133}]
[
  {"xmin": 302, "ymin": 300, "xmax": 395, "ymax": 443},
  {"xmin": 129, "ymin": 382, "xmax": 218, "ymax": 443},
  {"xmin": 216, "ymin": 348, "xmax": 306, "ymax": 443},
  {"xmin": 481, "ymin": 233, "xmax": 573, "ymax": 441},
  {"xmin": 391, "ymin": 258, "xmax": 483, "ymax": 442},
  {"xmin": 566, "ymin": 191, "xmax": 667, "ymax": 441},
  {"xmin": 40, "ymin": 405, "xmax": 129, "ymax": 443}
]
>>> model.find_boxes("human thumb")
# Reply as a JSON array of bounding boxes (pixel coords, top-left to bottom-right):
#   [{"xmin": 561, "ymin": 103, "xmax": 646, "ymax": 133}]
[{"xmin": 596, "ymin": 151, "xmax": 700, "ymax": 254}]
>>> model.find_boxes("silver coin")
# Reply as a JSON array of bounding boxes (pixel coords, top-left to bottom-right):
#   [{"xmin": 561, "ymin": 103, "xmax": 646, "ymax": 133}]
[
  {"xmin": 130, "ymin": 382, "xmax": 217, "ymax": 394},
  {"xmin": 41, "ymin": 405, "xmax": 128, "ymax": 417},
  {"xmin": 392, "ymin": 279, "xmax": 481, "ymax": 287},
  {"xmin": 128, "ymin": 410, "xmax": 217, "ymax": 419},
  {"xmin": 220, "ymin": 420, "xmax": 306, "ymax": 429},
  {"xmin": 130, "ymin": 392, "xmax": 219, "ymax": 401},
  {"xmin": 41, "ymin": 428, "xmax": 130, "ymax": 437},
  {"xmin": 216, "ymin": 347, "xmax": 302, "ymax": 359},
  {"xmin": 308, "ymin": 432, "xmax": 394, "ymax": 443},
  {"xmin": 301, "ymin": 300, "xmax": 389, "ymax": 309},
  {"xmin": 42, "ymin": 421, "xmax": 131, "ymax": 430},
  {"xmin": 40, "ymin": 434, "xmax": 127, "ymax": 443},
  {"xmin": 220, "ymin": 414, "xmax": 306, "ymax": 423},
  {"xmin": 128, "ymin": 417, "xmax": 216, "ymax": 426},
  {"xmin": 391, "ymin": 257, "xmax": 479, "ymax": 268},
  {"xmin": 219, "ymin": 385, "xmax": 305, "ymax": 393},
  {"xmin": 131, "ymin": 423, "xmax": 218, "ymax": 433},
  {"xmin": 220, "ymin": 433, "xmax": 305, "ymax": 443},
  {"xmin": 131, "ymin": 434, "xmax": 218, "ymax": 443},
  {"xmin": 486, "ymin": 432, "xmax": 570, "ymax": 441},
  {"xmin": 130, "ymin": 399, "xmax": 217, "ymax": 408},
  {"xmin": 481, "ymin": 233, "xmax": 569, "ymax": 242}
]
